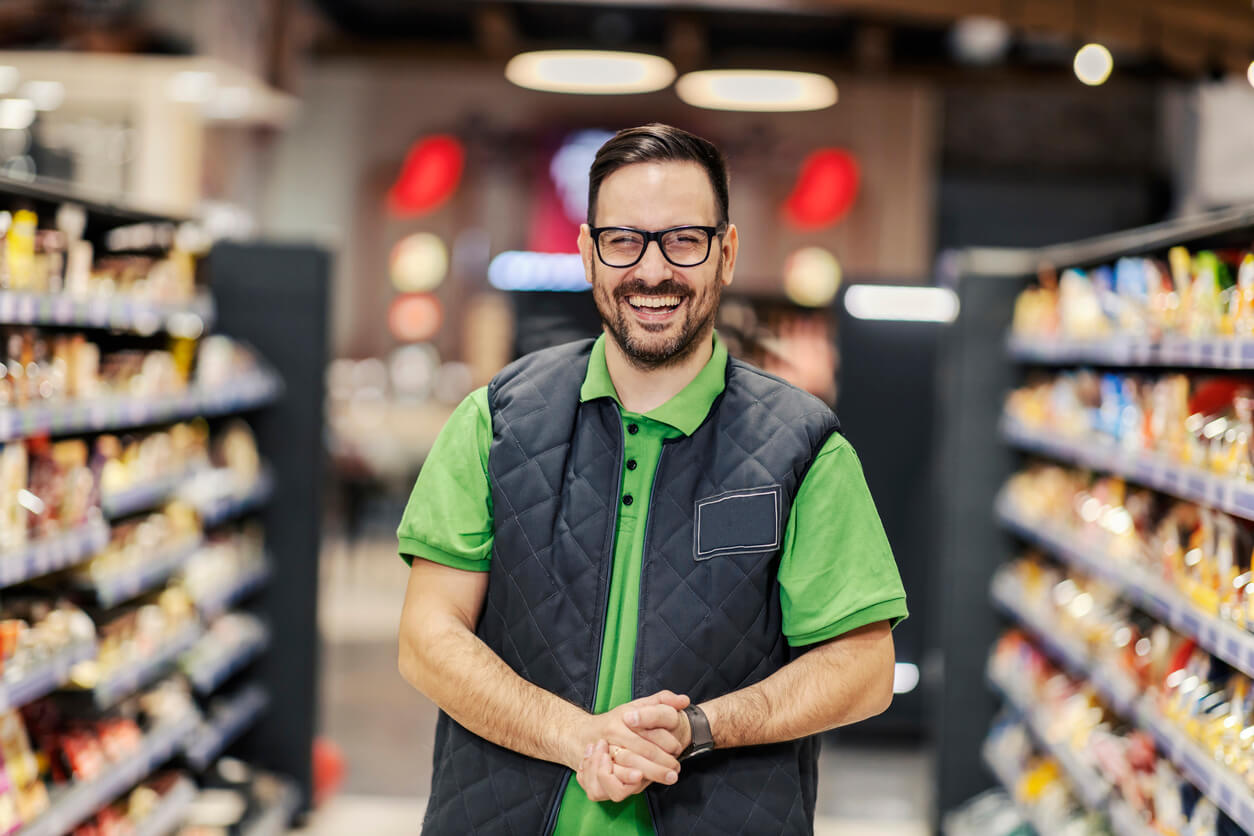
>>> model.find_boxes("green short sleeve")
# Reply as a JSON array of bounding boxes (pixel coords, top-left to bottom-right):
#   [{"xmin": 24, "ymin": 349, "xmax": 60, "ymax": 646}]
[
  {"xmin": 779, "ymin": 433, "xmax": 908, "ymax": 647},
  {"xmin": 396, "ymin": 387, "xmax": 494, "ymax": 571}
]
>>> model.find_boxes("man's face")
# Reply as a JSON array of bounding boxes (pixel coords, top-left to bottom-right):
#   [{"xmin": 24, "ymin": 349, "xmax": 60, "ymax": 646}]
[{"xmin": 580, "ymin": 161, "xmax": 737, "ymax": 370}]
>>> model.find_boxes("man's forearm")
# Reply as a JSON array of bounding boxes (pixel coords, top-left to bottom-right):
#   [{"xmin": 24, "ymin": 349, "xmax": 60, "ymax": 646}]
[
  {"xmin": 699, "ymin": 621, "xmax": 895, "ymax": 749},
  {"xmin": 400, "ymin": 613, "xmax": 585, "ymax": 769}
]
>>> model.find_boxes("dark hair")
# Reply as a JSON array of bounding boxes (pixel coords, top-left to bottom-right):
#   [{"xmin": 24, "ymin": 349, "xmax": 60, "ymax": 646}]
[{"xmin": 587, "ymin": 123, "xmax": 729, "ymax": 227}]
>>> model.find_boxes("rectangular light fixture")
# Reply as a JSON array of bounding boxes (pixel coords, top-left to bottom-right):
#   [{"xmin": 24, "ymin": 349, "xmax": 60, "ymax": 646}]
[{"xmin": 844, "ymin": 285, "xmax": 959, "ymax": 323}]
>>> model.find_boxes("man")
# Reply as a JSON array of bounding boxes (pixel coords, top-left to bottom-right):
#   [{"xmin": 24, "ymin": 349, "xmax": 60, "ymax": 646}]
[{"xmin": 397, "ymin": 123, "xmax": 907, "ymax": 835}]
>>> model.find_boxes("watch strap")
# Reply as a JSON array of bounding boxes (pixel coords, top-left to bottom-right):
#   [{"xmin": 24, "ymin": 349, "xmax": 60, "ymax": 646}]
[{"xmin": 679, "ymin": 705, "xmax": 714, "ymax": 761}]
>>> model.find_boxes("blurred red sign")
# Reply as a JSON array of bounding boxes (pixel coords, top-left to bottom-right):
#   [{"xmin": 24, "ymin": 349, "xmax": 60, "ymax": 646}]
[
  {"xmin": 388, "ymin": 135, "xmax": 465, "ymax": 217},
  {"xmin": 784, "ymin": 149, "xmax": 860, "ymax": 230}
]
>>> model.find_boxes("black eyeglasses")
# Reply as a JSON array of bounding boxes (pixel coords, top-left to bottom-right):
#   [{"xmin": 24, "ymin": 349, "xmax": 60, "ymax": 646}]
[{"xmin": 590, "ymin": 225, "xmax": 724, "ymax": 268}]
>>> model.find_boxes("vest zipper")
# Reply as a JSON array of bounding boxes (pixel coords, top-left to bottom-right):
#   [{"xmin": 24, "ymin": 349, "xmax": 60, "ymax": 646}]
[
  {"xmin": 635, "ymin": 444, "xmax": 668, "ymax": 836},
  {"xmin": 544, "ymin": 411, "xmax": 625, "ymax": 836}
]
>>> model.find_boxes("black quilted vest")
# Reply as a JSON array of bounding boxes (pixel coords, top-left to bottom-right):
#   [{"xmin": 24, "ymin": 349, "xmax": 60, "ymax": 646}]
[{"xmin": 422, "ymin": 339, "xmax": 842, "ymax": 836}]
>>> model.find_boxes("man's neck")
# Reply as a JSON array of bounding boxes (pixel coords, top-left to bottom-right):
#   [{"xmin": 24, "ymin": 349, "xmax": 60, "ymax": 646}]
[{"xmin": 603, "ymin": 329, "xmax": 714, "ymax": 415}]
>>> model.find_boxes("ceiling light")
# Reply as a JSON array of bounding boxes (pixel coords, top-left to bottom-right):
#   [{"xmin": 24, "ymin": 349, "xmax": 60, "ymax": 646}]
[
  {"xmin": 0, "ymin": 67, "xmax": 17, "ymax": 96},
  {"xmin": 893, "ymin": 663, "xmax": 920, "ymax": 694},
  {"xmin": 844, "ymin": 285, "xmax": 959, "ymax": 323},
  {"xmin": 0, "ymin": 99, "xmax": 35, "ymax": 131},
  {"xmin": 950, "ymin": 16, "xmax": 1011, "ymax": 65},
  {"xmin": 784, "ymin": 247, "xmax": 842, "ymax": 307},
  {"xmin": 20, "ymin": 81, "xmax": 63, "ymax": 112},
  {"xmin": 505, "ymin": 50, "xmax": 675, "ymax": 95},
  {"xmin": 1074, "ymin": 43, "xmax": 1113, "ymax": 86},
  {"xmin": 676, "ymin": 70, "xmax": 837, "ymax": 112}
]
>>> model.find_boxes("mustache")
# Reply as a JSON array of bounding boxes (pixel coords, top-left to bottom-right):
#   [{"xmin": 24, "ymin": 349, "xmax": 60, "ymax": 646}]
[{"xmin": 613, "ymin": 279, "xmax": 692, "ymax": 299}]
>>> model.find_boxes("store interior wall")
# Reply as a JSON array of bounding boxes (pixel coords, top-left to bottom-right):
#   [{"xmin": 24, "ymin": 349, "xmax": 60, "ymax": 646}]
[{"xmin": 261, "ymin": 58, "xmax": 939, "ymax": 360}]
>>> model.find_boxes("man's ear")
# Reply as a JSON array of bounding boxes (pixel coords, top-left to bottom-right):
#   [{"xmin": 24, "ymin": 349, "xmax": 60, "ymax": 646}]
[
  {"xmin": 578, "ymin": 224, "xmax": 595, "ymax": 285},
  {"xmin": 720, "ymin": 224, "xmax": 739, "ymax": 287}
]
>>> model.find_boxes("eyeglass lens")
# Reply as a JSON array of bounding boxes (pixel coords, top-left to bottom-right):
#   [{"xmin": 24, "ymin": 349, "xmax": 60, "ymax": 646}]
[{"xmin": 597, "ymin": 228, "xmax": 712, "ymax": 267}]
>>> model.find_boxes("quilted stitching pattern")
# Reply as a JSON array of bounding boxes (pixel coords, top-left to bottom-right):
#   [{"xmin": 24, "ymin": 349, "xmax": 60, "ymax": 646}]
[{"xmin": 424, "ymin": 346, "xmax": 838, "ymax": 836}]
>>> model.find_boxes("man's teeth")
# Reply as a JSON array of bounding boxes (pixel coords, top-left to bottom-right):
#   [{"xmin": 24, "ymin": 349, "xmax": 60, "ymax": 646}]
[{"xmin": 628, "ymin": 295, "xmax": 682, "ymax": 308}]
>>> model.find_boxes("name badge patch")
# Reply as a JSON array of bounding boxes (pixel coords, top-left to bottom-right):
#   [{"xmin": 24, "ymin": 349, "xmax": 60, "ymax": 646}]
[{"xmin": 693, "ymin": 485, "xmax": 781, "ymax": 560}]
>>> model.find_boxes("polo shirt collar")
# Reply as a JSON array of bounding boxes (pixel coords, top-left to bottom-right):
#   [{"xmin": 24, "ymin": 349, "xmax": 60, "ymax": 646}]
[{"xmin": 579, "ymin": 331, "xmax": 728, "ymax": 436}]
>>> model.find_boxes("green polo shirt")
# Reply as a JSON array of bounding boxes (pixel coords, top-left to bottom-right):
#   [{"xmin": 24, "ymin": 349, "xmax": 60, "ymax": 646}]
[{"xmin": 398, "ymin": 332, "xmax": 908, "ymax": 836}]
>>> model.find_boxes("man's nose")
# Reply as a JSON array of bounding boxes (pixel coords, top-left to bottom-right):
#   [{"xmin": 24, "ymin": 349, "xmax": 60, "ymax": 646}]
[{"xmin": 635, "ymin": 239, "xmax": 672, "ymax": 279}]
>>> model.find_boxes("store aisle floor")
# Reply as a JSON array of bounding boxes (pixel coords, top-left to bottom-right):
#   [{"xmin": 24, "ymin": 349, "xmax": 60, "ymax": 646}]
[{"xmin": 310, "ymin": 537, "xmax": 932, "ymax": 834}]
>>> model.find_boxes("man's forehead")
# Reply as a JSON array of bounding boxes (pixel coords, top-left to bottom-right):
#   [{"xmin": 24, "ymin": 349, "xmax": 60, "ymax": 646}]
[{"xmin": 595, "ymin": 161, "xmax": 717, "ymax": 219}]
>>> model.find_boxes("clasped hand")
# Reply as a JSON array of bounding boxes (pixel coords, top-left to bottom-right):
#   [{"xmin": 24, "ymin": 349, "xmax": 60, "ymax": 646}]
[{"xmin": 572, "ymin": 690, "xmax": 692, "ymax": 803}]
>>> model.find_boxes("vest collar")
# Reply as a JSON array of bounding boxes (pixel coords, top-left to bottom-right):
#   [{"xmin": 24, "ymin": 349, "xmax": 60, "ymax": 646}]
[{"xmin": 579, "ymin": 331, "xmax": 728, "ymax": 437}]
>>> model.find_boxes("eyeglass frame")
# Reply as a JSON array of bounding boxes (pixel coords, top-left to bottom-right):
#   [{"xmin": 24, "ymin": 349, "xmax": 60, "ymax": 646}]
[{"xmin": 588, "ymin": 224, "xmax": 727, "ymax": 269}]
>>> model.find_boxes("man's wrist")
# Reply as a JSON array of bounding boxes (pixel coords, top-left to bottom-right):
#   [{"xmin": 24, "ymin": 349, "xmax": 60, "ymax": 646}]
[{"xmin": 679, "ymin": 705, "xmax": 715, "ymax": 760}]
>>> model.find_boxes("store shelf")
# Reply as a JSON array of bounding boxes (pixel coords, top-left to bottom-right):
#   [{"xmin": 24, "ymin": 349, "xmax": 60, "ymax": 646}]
[
  {"xmin": 94, "ymin": 622, "xmax": 203, "ymax": 709},
  {"xmin": 185, "ymin": 684, "xmax": 269, "ymax": 771},
  {"xmin": 1002, "ymin": 416, "xmax": 1254, "ymax": 522},
  {"xmin": 1008, "ymin": 335, "xmax": 1254, "ymax": 370},
  {"xmin": 195, "ymin": 561, "xmax": 271, "ymax": 622},
  {"xmin": 0, "ymin": 641, "xmax": 95, "ymax": 712},
  {"xmin": 183, "ymin": 621, "xmax": 270, "ymax": 696},
  {"xmin": 240, "ymin": 779, "xmax": 300, "ymax": 836},
  {"xmin": 0, "ymin": 517, "xmax": 111, "ymax": 588},
  {"xmin": 987, "ymin": 667, "xmax": 1113, "ymax": 812},
  {"xmin": 997, "ymin": 497, "xmax": 1254, "ymax": 681},
  {"xmin": 0, "ymin": 290, "xmax": 215, "ymax": 336},
  {"xmin": 979, "ymin": 743, "xmax": 1056, "ymax": 836},
  {"xmin": 134, "ymin": 775, "xmax": 197, "ymax": 836},
  {"xmin": 1134, "ymin": 702, "xmax": 1254, "ymax": 834},
  {"xmin": 0, "ymin": 369, "xmax": 282, "ymax": 444},
  {"xmin": 81, "ymin": 534, "xmax": 204, "ymax": 608},
  {"xmin": 102, "ymin": 467, "xmax": 209, "ymax": 520},
  {"xmin": 15, "ymin": 710, "xmax": 198, "ymax": 836},
  {"xmin": 992, "ymin": 580, "xmax": 1254, "ymax": 834},
  {"xmin": 990, "ymin": 573, "xmax": 1140, "ymax": 717},
  {"xmin": 192, "ymin": 468, "xmax": 275, "ymax": 529}
]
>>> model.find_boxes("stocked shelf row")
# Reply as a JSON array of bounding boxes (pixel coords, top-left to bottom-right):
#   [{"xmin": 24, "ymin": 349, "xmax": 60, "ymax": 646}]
[
  {"xmin": 0, "ymin": 369, "xmax": 281, "ymax": 444},
  {"xmin": 101, "ymin": 467, "xmax": 206, "ymax": 520},
  {"xmin": 0, "ymin": 641, "xmax": 95, "ymax": 712},
  {"xmin": 16, "ymin": 710, "xmax": 198, "ymax": 836},
  {"xmin": 82, "ymin": 534, "xmax": 203, "ymax": 608},
  {"xmin": 1002, "ymin": 416, "xmax": 1254, "ymax": 521},
  {"xmin": 186, "ymin": 684, "xmax": 270, "ymax": 772},
  {"xmin": 0, "ymin": 290, "xmax": 215, "ymax": 337},
  {"xmin": 0, "ymin": 518, "xmax": 110, "ymax": 588},
  {"xmin": 992, "ymin": 577, "xmax": 1254, "ymax": 834},
  {"xmin": 184, "ymin": 621, "xmax": 269, "ymax": 696},
  {"xmin": 987, "ymin": 668, "xmax": 1112, "ymax": 813},
  {"xmin": 133, "ymin": 776, "xmax": 197, "ymax": 836},
  {"xmin": 980, "ymin": 744, "xmax": 1056, "ymax": 836},
  {"xmin": 196, "ymin": 561, "xmax": 271, "ymax": 623},
  {"xmin": 1008, "ymin": 335, "xmax": 1254, "ymax": 370},
  {"xmin": 95, "ymin": 622, "xmax": 202, "ymax": 710},
  {"xmin": 996, "ymin": 497, "xmax": 1254, "ymax": 681}
]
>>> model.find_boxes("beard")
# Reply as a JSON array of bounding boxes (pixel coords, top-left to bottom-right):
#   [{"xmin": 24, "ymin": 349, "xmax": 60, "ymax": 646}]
[{"xmin": 592, "ymin": 259, "xmax": 723, "ymax": 371}]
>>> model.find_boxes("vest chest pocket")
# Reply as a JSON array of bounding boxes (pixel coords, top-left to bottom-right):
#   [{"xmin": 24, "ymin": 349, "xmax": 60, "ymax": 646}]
[{"xmin": 693, "ymin": 485, "xmax": 782, "ymax": 560}]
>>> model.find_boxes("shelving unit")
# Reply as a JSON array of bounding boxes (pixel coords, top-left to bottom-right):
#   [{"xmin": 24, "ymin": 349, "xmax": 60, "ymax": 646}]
[
  {"xmin": 15, "ymin": 710, "xmax": 198, "ymax": 836},
  {"xmin": 0, "ymin": 178, "xmax": 325, "ymax": 832},
  {"xmin": 936, "ymin": 205, "xmax": 1254, "ymax": 823}
]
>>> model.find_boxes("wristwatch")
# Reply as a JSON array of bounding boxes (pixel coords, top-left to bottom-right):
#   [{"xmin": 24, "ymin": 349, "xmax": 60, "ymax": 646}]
[{"xmin": 679, "ymin": 705, "xmax": 714, "ymax": 761}]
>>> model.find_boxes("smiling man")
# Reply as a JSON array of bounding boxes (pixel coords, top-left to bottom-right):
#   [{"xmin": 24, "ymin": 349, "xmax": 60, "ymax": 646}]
[{"xmin": 397, "ymin": 123, "xmax": 908, "ymax": 835}]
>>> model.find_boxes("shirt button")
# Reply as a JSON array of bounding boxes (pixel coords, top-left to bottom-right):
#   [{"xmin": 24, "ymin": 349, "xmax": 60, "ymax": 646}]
[
  {"xmin": 627, "ymin": 423, "xmax": 639, "ymax": 435},
  {"xmin": 626, "ymin": 459, "xmax": 638, "ymax": 471},
  {"xmin": 622, "ymin": 495, "xmax": 634, "ymax": 506}
]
